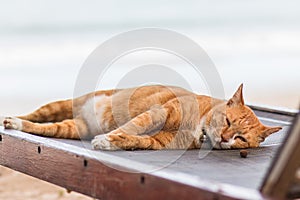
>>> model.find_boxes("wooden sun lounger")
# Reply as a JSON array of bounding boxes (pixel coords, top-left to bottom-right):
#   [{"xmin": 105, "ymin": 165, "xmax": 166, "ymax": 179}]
[{"xmin": 0, "ymin": 106, "xmax": 298, "ymax": 199}]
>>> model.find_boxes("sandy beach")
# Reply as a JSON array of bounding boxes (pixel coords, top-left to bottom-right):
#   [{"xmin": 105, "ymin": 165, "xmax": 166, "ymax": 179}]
[{"xmin": 0, "ymin": 167, "xmax": 93, "ymax": 200}]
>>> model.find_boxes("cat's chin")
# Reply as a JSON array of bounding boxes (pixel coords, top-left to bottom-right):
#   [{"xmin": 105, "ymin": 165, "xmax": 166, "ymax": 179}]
[
  {"xmin": 205, "ymin": 131, "xmax": 234, "ymax": 150},
  {"xmin": 201, "ymin": 124, "xmax": 235, "ymax": 150},
  {"xmin": 212, "ymin": 141, "xmax": 233, "ymax": 150}
]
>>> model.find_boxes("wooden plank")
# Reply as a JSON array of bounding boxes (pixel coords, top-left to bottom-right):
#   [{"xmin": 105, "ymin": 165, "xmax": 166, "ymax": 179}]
[
  {"xmin": 0, "ymin": 127, "xmax": 264, "ymax": 200},
  {"xmin": 249, "ymin": 103, "xmax": 298, "ymax": 117},
  {"xmin": 261, "ymin": 111, "xmax": 300, "ymax": 199},
  {"xmin": 0, "ymin": 107, "xmax": 293, "ymax": 199},
  {"xmin": 251, "ymin": 106, "xmax": 295, "ymax": 127}
]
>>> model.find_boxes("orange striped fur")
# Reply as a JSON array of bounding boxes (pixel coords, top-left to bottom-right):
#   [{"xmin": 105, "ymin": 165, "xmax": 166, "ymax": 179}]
[{"xmin": 0, "ymin": 84, "xmax": 281, "ymax": 150}]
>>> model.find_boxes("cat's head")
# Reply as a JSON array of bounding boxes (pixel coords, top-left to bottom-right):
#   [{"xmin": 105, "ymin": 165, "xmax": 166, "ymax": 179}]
[{"xmin": 204, "ymin": 84, "xmax": 282, "ymax": 149}]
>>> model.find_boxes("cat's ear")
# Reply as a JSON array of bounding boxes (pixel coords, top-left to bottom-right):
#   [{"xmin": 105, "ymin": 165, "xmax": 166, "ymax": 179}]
[
  {"xmin": 227, "ymin": 84, "xmax": 245, "ymax": 107},
  {"xmin": 260, "ymin": 126, "xmax": 282, "ymax": 139}
]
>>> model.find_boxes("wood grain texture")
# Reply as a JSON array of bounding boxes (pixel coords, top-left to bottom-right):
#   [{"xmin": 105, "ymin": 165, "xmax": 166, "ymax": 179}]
[
  {"xmin": 261, "ymin": 112, "xmax": 300, "ymax": 199},
  {"xmin": 0, "ymin": 130, "xmax": 245, "ymax": 200},
  {"xmin": 1, "ymin": 105, "xmax": 291, "ymax": 200},
  {"xmin": 0, "ymin": 128, "xmax": 267, "ymax": 200}
]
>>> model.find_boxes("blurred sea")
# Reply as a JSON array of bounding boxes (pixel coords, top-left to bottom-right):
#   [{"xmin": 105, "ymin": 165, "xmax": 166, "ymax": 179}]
[{"xmin": 0, "ymin": 0, "xmax": 299, "ymax": 115}]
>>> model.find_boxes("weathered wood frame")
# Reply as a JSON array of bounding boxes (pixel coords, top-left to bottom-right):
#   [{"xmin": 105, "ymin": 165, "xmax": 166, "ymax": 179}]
[
  {"xmin": 1, "ymin": 127, "xmax": 264, "ymax": 200},
  {"xmin": 0, "ymin": 105, "xmax": 298, "ymax": 200},
  {"xmin": 261, "ymin": 110, "xmax": 300, "ymax": 199}
]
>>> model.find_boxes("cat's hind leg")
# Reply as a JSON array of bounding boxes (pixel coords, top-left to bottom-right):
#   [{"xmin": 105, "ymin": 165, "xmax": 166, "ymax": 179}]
[
  {"xmin": 3, "ymin": 117, "xmax": 89, "ymax": 139},
  {"xmin": 17, "ymin": 99, "xmax": 73, "ymax": 123},
  {"xmin": 0, "ymin": 100, "xmax": 73, "ymax": 130}
]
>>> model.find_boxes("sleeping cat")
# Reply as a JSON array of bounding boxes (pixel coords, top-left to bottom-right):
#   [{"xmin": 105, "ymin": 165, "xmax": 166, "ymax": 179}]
[{"xmin": 0, "ymin": 84, "xmax": 281, "ymax": 150}]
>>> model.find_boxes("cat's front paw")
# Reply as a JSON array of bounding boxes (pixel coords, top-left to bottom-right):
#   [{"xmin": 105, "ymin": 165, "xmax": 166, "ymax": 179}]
[
  {"xmin": 92, "ymin": 134, "xmax": 120, "ymax": 151},
  {"xmin": 3, "ymin": 117, "xmax": 23, "ymax": 130}
]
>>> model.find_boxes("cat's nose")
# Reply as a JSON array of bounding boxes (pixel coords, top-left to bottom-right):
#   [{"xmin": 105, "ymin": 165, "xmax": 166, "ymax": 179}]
[
  {"xmin": 221, "ymin": 135, "xmax": 229, "ymax": 143},
  {"xmin": 221, "ymin": 131, "xmax": 235, "ymax": 143}
]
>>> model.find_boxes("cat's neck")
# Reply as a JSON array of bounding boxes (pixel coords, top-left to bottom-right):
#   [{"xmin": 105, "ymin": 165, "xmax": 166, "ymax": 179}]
[{"xmin": 196, "ymin": 95, "xmax": 224, "ymax": 118}]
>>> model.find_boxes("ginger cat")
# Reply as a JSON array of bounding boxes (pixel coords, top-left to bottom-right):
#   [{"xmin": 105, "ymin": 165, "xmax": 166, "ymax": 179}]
[{"xmin": 0, "ymin": 84, "xmax": 281, "ymax": 150}]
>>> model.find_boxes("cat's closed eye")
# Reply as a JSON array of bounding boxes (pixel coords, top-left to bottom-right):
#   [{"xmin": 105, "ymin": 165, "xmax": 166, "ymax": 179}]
[
  {"xmin": 226, "ymin": 117, "xmax": 231, "ymax": 127},
  {"xmin": 258, "ymin": 136, "xmax": 265, "ymax": 143},
  {"xmin": 234, "ymin": 135, "xmax": 247, "ymax": 143}
]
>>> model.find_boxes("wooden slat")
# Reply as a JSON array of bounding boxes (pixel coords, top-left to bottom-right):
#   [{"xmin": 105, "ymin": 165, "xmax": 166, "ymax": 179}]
[
  {"xmin": 0, "ymin": 127, "xmax": 265, "ymax": 200},
  {"xmin": 261, "ymin": 111, "xmax": 300, "ymax": 199},
  {"xmin": 249, "ymin": 103, "xmax": 298, "ymax": 117},
  {"xmin": 0, "ymin": 107, "xmax": 294, "ymax": 200}
]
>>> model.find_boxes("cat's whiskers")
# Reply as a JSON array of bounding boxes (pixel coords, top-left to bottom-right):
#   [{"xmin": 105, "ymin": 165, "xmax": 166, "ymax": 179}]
[
  {"xmin": 204, "ymin": 123, "xmax": 236, "ymax": 149},
  {"xmin": 219, "ymin": 138, "xmax": 235, "ymax": 149}
]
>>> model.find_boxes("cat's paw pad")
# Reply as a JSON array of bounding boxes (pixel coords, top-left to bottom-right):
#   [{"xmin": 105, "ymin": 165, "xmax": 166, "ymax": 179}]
[
  {"xmin": 92, "ymin": 134, "xmax": 120, "ymax": 151},
  {"xmin": 3, "ymin": 117, "xmax": 23, "ymax": 130}
]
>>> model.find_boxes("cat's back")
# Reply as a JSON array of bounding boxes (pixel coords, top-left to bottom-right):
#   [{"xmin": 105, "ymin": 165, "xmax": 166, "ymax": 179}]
[
  {"xmin": 113, "ymin": 85, "xmax": 193, "ymax": 100},
  {"xmin": 93, "ymin": 85, "xmax": 195, "ymax": 124},
  {"xmin": 105, "ymin": 85, "xmax": 194, "ymax": 110}
]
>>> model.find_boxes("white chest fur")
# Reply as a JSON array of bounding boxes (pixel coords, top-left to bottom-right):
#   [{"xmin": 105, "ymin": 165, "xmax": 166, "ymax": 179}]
[{"xmin": 81, "ymin": 95, "xmax": 112, "ymax": 135}]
